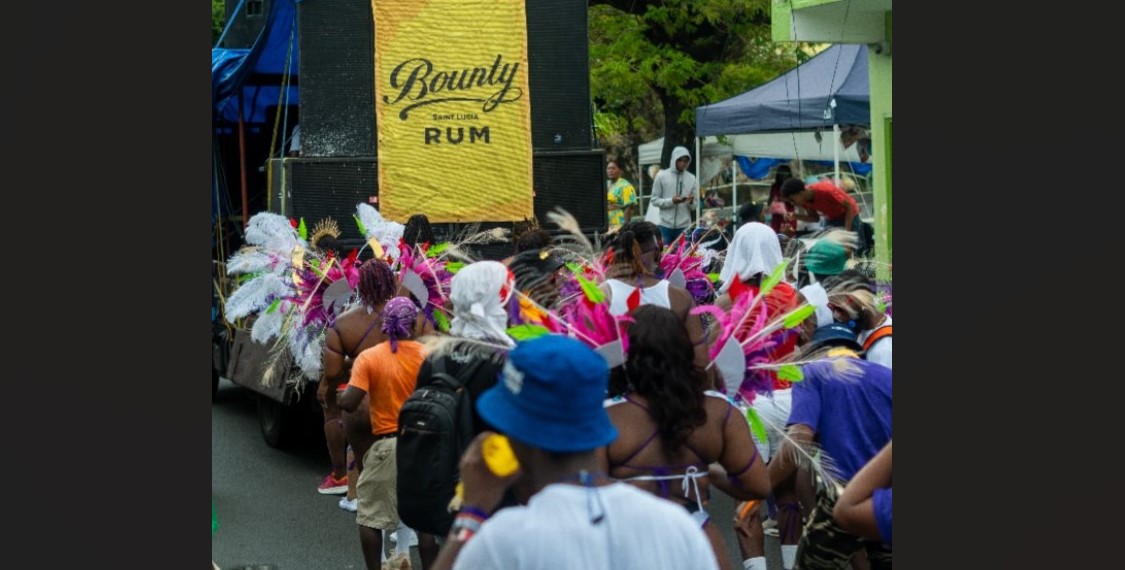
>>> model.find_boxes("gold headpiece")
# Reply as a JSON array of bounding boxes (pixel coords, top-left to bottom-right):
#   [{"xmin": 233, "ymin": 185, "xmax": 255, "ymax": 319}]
[{"xmin": 309, "ymin": 218, "xmax": 342, "ymax": 247}]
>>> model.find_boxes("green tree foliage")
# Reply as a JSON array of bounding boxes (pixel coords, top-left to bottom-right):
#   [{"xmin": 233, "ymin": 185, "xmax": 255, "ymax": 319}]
[
  {"xmin": 213, "ymin": 0, "xmax": 225, "ymax": 47},
  {"xmin": 589, "ymin": 0, "xmax": 811, "ymax": 182}
]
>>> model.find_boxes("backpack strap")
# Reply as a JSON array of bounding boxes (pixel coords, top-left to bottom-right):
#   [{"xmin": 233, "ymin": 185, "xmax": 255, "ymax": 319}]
[
  {"xmin": 862, "ymin": 325, "xmax": 892, "ymax": 352},
  {"xmin": 432, "ymin": 356, "xmax": 489, "ymax": 449},
  {"xmin": 431, "ymin": 355, "xmax": 487, "ymax": 391}
]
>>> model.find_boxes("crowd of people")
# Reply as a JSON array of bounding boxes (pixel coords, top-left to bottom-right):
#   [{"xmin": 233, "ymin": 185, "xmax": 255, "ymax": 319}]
[{"xmin": 217, "ymin": 157, "xmax": 892, "ymax": 570}]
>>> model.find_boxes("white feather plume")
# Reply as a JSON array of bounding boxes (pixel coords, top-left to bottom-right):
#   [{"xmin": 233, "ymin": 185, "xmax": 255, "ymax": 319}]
[
  {"xmin": 244, "ymin": 212, "xmax": 305, "ymax": 253},
  {"xmin": 250, "ymin": 308, "xmax": 287, "ymax": 344},
  {"xmin": 419, "ymin": 334, "xmax": 511, "ymax": 363},
  {"xmin": 295, "ymin": 332, "xmax": 324, "ymax": 380},
  {"xmin": 226, "ymin": 248, "xmax": 283, "ymax": 276},
  {"xmin": 356, "ymin": 203, "xmax": 405, "ymax": 262},
  {"xmin": 224, "ymin": 274, "xmax": 293, "ymax": 322}
]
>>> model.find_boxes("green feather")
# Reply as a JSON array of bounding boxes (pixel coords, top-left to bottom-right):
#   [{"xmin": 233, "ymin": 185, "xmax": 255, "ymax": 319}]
[
  {"xmin": 759, "ymin": 260, "xmax": 790, "ymax": 296},
  {"xmin": 565, "ymin": 262, "xmax": 583, "ymax": 274},
  {"xmin": 707, "ymin": 272, "xmax": 721, "ymax": 284},
  {"xmin": 308, "ymin": 261, "xmax": 328, "ymax": 280},
  {"xmin": 745, "ymin": 408, "xmax": 770, "ymax": 443},
  {"xmin": 783, "ymin": 305, "xmax": 816, "ymax": 328},
  {"xmin": 353, "ymin": 214, "xmax": 368, "ymax": 237},
  {"xmin": 427, "ymin": 242, "xmax": 449, "ymax": 257},
  {"xmin": 445, "ymin": 261, "xmax": 465, "ymax": 274},
  {"xmin": 297, "ymin": 218, "xmax": 308, "ymax": 240},
  {"xmin": 433, "ymin": 310, "xmax": 450, "ymax": 332},
  {"xmin": 577, "ymin": 274, "xmax": 605, "ymax": 303},
  {"xmin": 506, "ymin": 324, "xmax": 550, "ymax": 341},
  {"xmin": 777, "ymin": 364, "xmax": 804, "ymax": 382},
  {"xmin": 266, "ymin": 299, "xmax": 282, "ymax": 314}
]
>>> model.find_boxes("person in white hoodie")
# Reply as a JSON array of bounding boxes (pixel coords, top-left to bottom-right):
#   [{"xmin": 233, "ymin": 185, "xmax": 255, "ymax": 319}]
[{"xmin": 649, "ymin": 146, "xmax": 700, "ymax": 246}]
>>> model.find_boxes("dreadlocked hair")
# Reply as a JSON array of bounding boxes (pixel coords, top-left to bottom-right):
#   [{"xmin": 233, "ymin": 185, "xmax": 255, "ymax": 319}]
[
  {"xmin": 403, "ymin": 214, "xmax": 436, "ymax": 247},
  {"xmin": 606, "ymin": 220, "xmax": 658, "ymax": 279},
  {"xmin": 358, "ymin": 259, "xmax": 396, "ymax": 309},
  {"xmin": 611, "ymin": 305, "xmax": 708, "ymax": 457}
]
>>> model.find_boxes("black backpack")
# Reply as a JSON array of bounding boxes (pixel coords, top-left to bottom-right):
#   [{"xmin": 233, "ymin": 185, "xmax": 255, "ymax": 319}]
[{"xmin": 396, "ymin": 356, "xmax": 486, "ymax": 536}]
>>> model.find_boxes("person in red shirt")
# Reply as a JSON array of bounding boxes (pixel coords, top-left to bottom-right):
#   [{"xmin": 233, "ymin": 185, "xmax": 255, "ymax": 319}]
[{"xmin": 780, "ymin": 178, "xmax": 859, "ymax": 232}]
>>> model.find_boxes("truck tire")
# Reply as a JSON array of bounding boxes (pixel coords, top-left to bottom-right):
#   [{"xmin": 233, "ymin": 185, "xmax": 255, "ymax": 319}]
[{"xmin": 257, "ymin": 396, "xmax": 297, "ymax": 448}]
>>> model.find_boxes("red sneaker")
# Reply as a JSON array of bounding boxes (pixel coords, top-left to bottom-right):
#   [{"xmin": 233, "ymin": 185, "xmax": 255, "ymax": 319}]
[{"xmin": 317, "ymin": 473, "xmax": 348, "ymax": 495}]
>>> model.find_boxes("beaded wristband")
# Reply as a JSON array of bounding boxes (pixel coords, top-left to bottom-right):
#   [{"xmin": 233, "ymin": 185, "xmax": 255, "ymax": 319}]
[
  {"xmin": 452, "ymin": 526, "xmax": 477, "ymax": 544},
  {"xmin": 450, "ymin": 513, "xmax": 483, "ymax": 544},
  {"xmin": 458, "ymin": 506, "xmax": 491, "ymax": 521}
]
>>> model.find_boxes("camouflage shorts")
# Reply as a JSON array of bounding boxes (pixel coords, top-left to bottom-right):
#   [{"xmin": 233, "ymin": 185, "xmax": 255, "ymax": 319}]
[{"xmin": 794, "ymin": 489, "xmax": 892, "ymax": 569}]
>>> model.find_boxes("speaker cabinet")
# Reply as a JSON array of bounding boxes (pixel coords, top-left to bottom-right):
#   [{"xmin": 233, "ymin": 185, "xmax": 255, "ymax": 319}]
[
  {"xmin": 269, "ymin": 157, "xmax": 379, "ymax": 247},
  {"xmin": 533, "ymin": 149, "xmax": 606, "ymax": 232},
  {"xmin": 526, "ymin": 0, "xmax": 593, "ymax": 151},
  {"xmin": 297, "ymin": 0, "xmax": 376, "ymax": 157}
]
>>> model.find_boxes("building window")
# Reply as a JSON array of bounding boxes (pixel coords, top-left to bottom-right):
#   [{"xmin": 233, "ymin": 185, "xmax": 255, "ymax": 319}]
[{"xmin": 246, "ymin": 0, "xmax": 264, "ymax": 17}]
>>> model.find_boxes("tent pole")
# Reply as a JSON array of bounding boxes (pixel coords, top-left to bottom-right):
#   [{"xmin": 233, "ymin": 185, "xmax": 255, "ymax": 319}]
[
  {"xmin": 731, "ymin": 159, "xmax": 737, "ymax": 220},
  {"xmin": 695, "ymin": 136, "xmax": 702, "ymax": 224},
  {"xmin": 238, "ymin": 93, "xmax": 250, "ymax": 230},
  {"xmin": 637, "ymin": 162, "xmax": 644, "ymax": 216},
  {"xmin": 833, "ymin": 123, "xmax": 841, "ymax": 184}
]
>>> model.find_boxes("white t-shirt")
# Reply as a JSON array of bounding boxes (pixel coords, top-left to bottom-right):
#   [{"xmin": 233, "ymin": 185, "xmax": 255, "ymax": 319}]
[
  {"xmin": 857, "ymin": 315, "xmax": 892, "ymax": 369},
  {"xmin": 454, "ymin": 482, "xmax": 719, "ymax": 570}
]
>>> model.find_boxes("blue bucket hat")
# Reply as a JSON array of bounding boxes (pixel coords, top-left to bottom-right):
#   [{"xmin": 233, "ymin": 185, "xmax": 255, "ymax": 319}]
[{"xmin": 476, "ymin": 335, "xmax": 618, "ymax": 453}]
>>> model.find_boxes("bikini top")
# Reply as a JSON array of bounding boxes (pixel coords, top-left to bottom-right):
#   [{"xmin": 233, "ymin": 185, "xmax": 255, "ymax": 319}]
[
  {"xmin": 325, "ymin": 316, "xmax": 381, "ymax": 358},
  {"xmin": 605, "ymin": 391, "xmax": 759, "ymax": 512}
]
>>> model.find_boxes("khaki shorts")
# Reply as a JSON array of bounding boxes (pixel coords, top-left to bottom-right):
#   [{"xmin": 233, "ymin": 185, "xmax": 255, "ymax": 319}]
[{"xmin": 356, "ymin": 436, "xmax": 398, "ymax": 530}]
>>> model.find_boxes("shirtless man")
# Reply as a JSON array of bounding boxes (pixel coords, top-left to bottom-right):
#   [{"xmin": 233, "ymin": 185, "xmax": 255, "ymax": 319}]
[{"xmin": 319, "ymin": 259, "xmax": 399, "ymax": 498}]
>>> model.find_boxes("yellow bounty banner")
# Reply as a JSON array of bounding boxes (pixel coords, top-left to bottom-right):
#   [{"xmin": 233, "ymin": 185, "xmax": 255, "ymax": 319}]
[{"xmin": 374, "ymin": 0, "xmax": 534, "ymax": 223}]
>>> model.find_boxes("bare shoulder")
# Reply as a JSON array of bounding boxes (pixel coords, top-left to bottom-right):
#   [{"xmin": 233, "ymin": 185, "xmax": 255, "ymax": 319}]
[
  {"xmin": 714, "ymin": 293, "xmax": 731, "ymax": 311},
  {"xmin": 666, "ymin": 285, "xmax": 695, "ymax": 317}
]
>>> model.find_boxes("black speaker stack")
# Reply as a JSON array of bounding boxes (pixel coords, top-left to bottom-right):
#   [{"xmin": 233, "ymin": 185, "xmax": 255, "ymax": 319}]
[{"xmin": 286, "ymin": 0, "xmax": 606, "ymax": 256}]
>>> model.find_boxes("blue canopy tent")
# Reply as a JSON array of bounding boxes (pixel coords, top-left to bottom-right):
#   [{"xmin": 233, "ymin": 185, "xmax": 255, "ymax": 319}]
[
  {"xmin": 695, "ymin": 44, "xmax": 869, "ymax": 134},
  {"xmin": 691, "ymin": 44, "xmax": 871, "ymax": 221},
  {"xmin": 212, "ymin": 0, "xmax": 300, "ymax": 229}
]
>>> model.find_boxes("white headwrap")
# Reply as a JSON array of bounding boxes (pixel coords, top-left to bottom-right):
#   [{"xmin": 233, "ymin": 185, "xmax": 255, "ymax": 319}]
[
  {"xmin": 718, "ymin": 222, "xmax": 784, "ymax": 293},
  {"xmin": 449, "ymin": 261, "xmax": 515, "ymax": 345},
  {"xmin": 799, "ymin": 282, "xmax": 834, "ymax": 329}
]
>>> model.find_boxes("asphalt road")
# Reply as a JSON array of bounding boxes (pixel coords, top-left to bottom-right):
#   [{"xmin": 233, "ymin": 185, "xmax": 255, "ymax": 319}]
[{"xmin": 212, "ymin": 378, "xmax": 784, "ymax": 569}]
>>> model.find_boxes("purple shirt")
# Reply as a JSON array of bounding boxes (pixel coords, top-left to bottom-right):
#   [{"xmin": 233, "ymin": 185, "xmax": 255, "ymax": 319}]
[
  {"xmin": 787, "ymin": 356, "xmax": 892, "ymax": 481},
  {"xmin": 874, "ymin": 487, "xmax": 892, "ymax": 546}
]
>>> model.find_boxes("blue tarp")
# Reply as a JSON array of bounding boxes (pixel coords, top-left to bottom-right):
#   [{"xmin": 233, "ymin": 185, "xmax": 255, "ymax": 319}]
[
  {"xmin": 695, "ymin": 44, "xmax": 869, "ymax": 135},
  {"xmin": 211, "ymin": 0, "xmax": 299, "ymax": 125},
  {"xmin": 212, "ymin": 0, "xmax": 301, "ymax": 225}
]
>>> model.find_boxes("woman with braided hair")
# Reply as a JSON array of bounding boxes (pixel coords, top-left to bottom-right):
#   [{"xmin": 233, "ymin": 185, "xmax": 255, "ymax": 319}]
[
  {"xmin": 601, "ymin": 305, "xmax": 770, "ymax": 570},
  {"xmin": 319, "ymin": 259, "xmax": 398, "ymax": 502},
  {"xmin": 339, "ymin": 296, "xmax": 428, "ymax": 570},
  {"xmin": 599, "ymin": 219, "xmax": 712, "ymax": 370}
]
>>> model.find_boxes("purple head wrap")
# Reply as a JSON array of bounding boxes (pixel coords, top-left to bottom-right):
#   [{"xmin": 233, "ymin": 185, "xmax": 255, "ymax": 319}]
[{"xmin": 381, "ymin": 296, "xmax": 420, "ymax": 352}]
